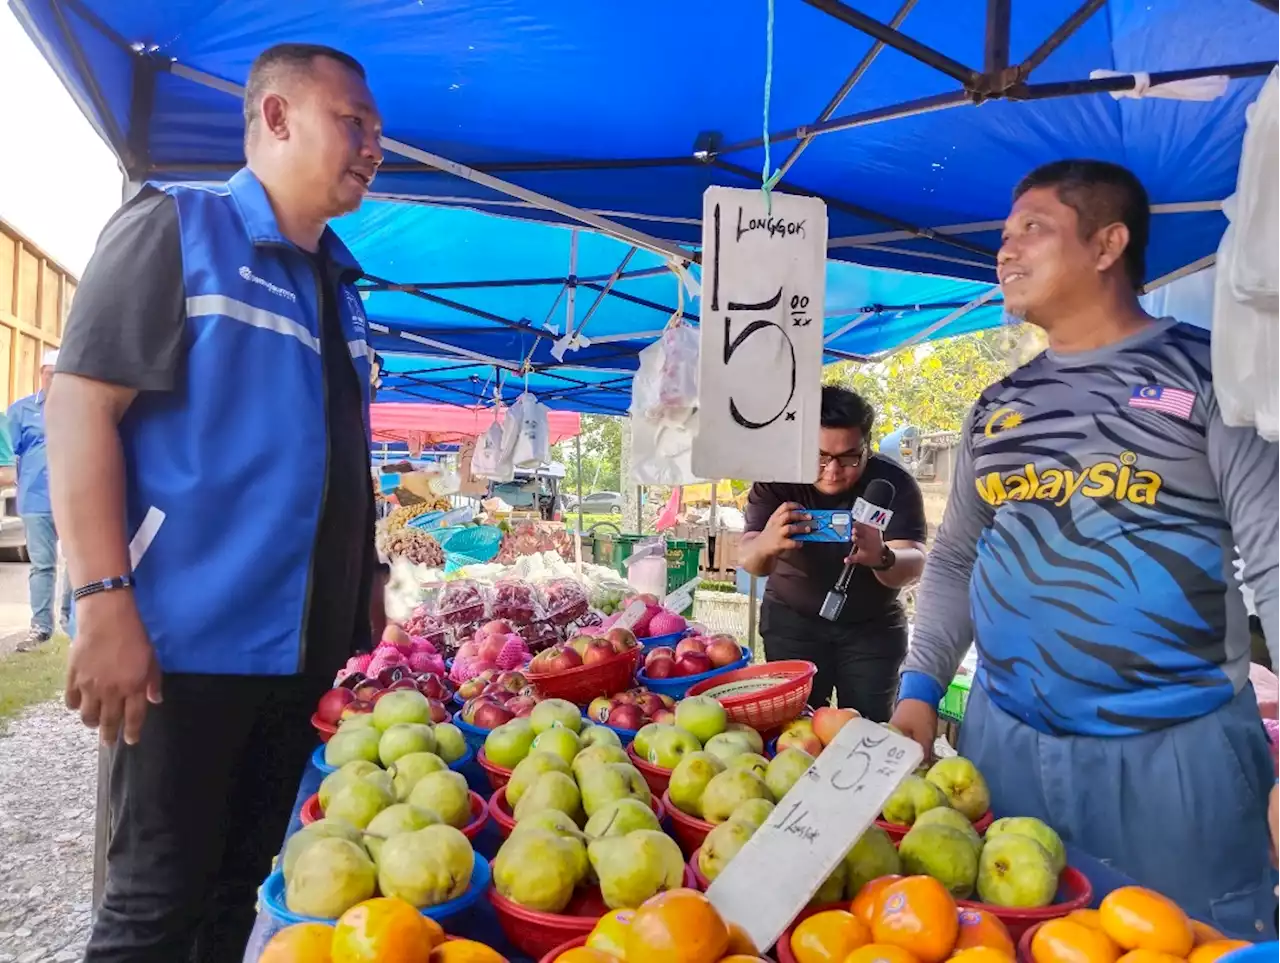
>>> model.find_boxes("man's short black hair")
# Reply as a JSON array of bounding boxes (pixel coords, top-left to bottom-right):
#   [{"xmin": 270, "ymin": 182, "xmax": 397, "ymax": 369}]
[
  {"xmin": 244, "ymin": 43, "xmax": 367, "ymax": 138},
  {"xmin": 821, "ymin": 384, "xmax": 875, "ymax": 439},
  {"xmin": 1014, "ymin": 160, "xmax": 1150, "ymax": 290}
]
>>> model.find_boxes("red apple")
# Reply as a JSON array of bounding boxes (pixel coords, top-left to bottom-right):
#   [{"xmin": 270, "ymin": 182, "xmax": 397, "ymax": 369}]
[
  {"xmin": 482, "ymin": 619, "xmax": 514, "ymax": 636},
  {"xmin": 675, "ymin": 638, "xmax": 706, "ymax": 659},
  {"xmin": 587, "ymin": 697, "xmax": 613, "ymax": 723},
  {"xmin": 415, "ymin": 674, "xmax": 450, "ymax": 701},
  {"xmin": 531, "ymin": 645, "xmax": 583, "ymax": 674},
  {"xmin": 472, "ymin": 700, "xmax": 515, "ymax": 729},
  {"xmin": 496, "ymin": 671, "xmax": 528, "ymax": 693},
  {"xmin": 604, "ymin": 627, "xmax": 639, "ymax": 652},
  {"xmin": 612, "ymin": 691, "xmax": 639, "ymax": 706},
  {"xmin": 457, "ymin": 677, "xmax": 486, "ymax": 700},
  {"xmin": 705, "ymin": 638, "xmax": 742, "ymax": 669},
  {"xmin": 352, "ymin": 682, "xmax": 382, "ymax": 703},
  {"xmin": 606, "ymin": 704, "xmax": 645, "ymax": 730},
  {"xmin": 341, "ymin": 699, "xmax": 374, "ymax": 720},
  {"xmin": 675, "ymin": 652, "xmax": 712, "ymax": 677},
  {"xmin": 645, "ymin": 647, "xmax": 676, "ymax": 665},
  {"xmin": 387, "ymin": 677, "xmax": 420, "ymax": 693},
  {"xmin": 636, "ymin": 693, "xmax": 664, "ymax": 718},
  {"xmin": 656, "ymin": 694, "xmax": 676, "ymax": 710},
  {"xmin": 652, "ymin": 708, "xmax": 676, "ymax": 725},
  {"xmin": 316, "ymin": 687, "xmax": 355, "ymax": 725},
  {"xmin": 812, "ymin": 706, "xmax": 860, "ymax": 746},
  {"xmin": 582, "ymin": 640, "xmax": 616, "ymax": 666},
  {"xmin": 506, "ymin": 696, "xmax": 537, "ymax": 717},
  {"xmin": 478, "ymin": 636, "xmax": 506, "ymax": 664},
  {"xmin": 456, "ymin": 641, "xmax": 481, "ymax": 661},
  {"xmin": 566, "ymin": 635, "xmax": 595, "ymax": 657},
  {"xmin": 645, "ymin": 656, "xmax": 676, "ymax": 679}
]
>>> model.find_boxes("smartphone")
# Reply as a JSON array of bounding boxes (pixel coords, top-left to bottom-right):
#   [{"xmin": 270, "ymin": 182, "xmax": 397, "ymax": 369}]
[{"xmin": 792, "ymin": 509, "xmax": 854, "ymax": 543}]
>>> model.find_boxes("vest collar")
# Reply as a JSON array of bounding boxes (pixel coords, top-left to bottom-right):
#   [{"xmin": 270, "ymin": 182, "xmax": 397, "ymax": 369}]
[{"xmin": 227, "ymin": 168, "xmax": 362, "ymax": 276}]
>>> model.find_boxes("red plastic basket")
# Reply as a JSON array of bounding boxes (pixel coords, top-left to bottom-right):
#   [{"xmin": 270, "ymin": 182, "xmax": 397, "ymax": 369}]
[
  {"xmin": 298, "ymin": 791, "xmax": 490, "ymax": 841},
  {"xmin": 310, "ymin": 713, "xmax": 338, "ymax": 743},
  {"xmin": 488, "ymin": 866, "xmax": 698, "ymax": 959},
  {"xmin": 685, "ymin": 660, "xmax": 816, "ymax": 731},
  {"xmin": 626, "ymin": 743, "xmax": 673, "ymax": 798},
  {"xmin": 299, "ymin": 793, "xmax": 322, "ymax": 825},
  {"xmin": 687, "ymin": 848, "xmax": 710, "ymax": 891},
  {"xmin": 525, "ymin": 648, "xmax": 642, "ymax": 706},
  {"xmin": 957, "ymin": 865, "xmax": 1093, "ymax": 941},
  {"xmin": 476, "ymin": 748, "xmax": 513, "ymax": 792},
  {"xmin": 537, "ymin": 936, "xmax": 587, "ymax": 963},
  {"xmin": 1018, "ymin": 921, "xmax": 1044, "ymax": 963},
  {"xmin": 661, "ymin": 789, "xmax": 714, "ymax": 858},
  {"xmin": 876, "ymin": 809, "xmax": 995, "ymax": 842},
  {"xmin": 487, "ymin": 784, "xmax": 665, "ymax": 839}
]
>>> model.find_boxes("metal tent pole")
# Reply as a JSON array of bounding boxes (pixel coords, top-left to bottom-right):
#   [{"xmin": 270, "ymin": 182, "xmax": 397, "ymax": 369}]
[{"xmin": 801, "ymin": 0, "xmax": 978, "ymax": 85}]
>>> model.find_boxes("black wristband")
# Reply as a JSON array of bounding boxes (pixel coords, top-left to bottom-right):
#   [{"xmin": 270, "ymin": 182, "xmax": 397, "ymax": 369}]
[
  {"xmin": 870, "ymin": 545, "xmax": 896, "ymax": 571},
  {"xmin": 72, "ymin": 575, "xmax": 135, "ymax": 601}
]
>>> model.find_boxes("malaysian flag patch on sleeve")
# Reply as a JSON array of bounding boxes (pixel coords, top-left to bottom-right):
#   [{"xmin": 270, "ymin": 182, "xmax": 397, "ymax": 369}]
[{"xmin": 1129, "ymin": 385, "xmax": 1196, "ymax": 419}]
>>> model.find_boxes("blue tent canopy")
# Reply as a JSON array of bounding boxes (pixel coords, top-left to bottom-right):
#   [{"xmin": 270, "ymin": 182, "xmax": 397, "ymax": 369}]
[{"xmin": 12, "ymin": 0, "xmax": 1276, "ymax": 287}]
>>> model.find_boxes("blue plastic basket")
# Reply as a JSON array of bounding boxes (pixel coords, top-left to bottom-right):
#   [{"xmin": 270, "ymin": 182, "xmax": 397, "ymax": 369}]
[
  {"xmin": 259, "ymin": 852, "xmax": 491, "ymax": 925},
  {"xmin": 635, "ymin": 646, "xmax": 751, "ymax": 699},
  {"xmin": 311, "ymin": 742, "xmax": 474, "ymax": 776},
  {"xmin": 437, "ymin": 525, "xmax": 504, "ymax": 571},
  {"xmin": 452, "ymin": 716, "xmax": 493, "ymax": 756}
]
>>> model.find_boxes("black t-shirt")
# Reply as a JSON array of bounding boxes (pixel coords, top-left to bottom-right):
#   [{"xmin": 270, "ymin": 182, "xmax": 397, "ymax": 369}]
[
  {"xmin": 58, "ymin": 188, "xmax": 375, "ymax": 678},
  {"xmin": 743, "ymin": 454, "xmax": 928, "ymax": 626}
]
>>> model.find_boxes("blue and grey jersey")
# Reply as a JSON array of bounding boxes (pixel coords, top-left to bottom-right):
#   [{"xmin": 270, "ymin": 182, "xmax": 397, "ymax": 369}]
[{"xmin": 900, "ymin": 319, "xmax": 1279, "ymax": 736}]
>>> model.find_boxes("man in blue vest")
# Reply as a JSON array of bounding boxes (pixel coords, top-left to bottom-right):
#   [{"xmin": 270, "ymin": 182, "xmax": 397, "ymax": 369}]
[
  {"xmin": 10, "ymin": 351, "xmax": 72, "ymax": 649},
  {"xmin": 46, "ymin": 43, "xmax": 382, "ymax": 961}
]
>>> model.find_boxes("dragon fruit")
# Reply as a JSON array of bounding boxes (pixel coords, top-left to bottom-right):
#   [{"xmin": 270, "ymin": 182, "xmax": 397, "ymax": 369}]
[
  {"xmin": 496, "ymin": 634, "xmax": 531, "ymax": 670},
  {"xmin": 408, "ymin": 650, "xmax": 446, "ymax": 675},
  {"xmin": 646, "ymin": 610, "xmax": 687, "ymax": 638}
]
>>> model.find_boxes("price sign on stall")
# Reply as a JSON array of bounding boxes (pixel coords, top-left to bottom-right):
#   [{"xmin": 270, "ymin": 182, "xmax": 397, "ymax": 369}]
[
  {"xmin": 693, "ymin": 186, "xmax": 828, "ymax": 482},
  {"xmin": 705, "ymin": 718, "xmax": 921, "ymax": 952}
]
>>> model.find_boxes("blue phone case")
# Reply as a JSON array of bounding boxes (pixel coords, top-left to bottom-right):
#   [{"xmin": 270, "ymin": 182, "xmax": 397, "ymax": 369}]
[{"xmin": 792, "ymin": 509, "xmax": 854, "ymax": 542}]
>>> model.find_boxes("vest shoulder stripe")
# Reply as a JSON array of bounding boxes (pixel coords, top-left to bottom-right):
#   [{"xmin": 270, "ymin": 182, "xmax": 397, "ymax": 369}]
[
  {"xmin": 347, "ymin": 338, "xmax": 374, "ymax": 363},
  {"xmin": 186, "ymin": 294, "xmax": 320, "ymax": 353}
]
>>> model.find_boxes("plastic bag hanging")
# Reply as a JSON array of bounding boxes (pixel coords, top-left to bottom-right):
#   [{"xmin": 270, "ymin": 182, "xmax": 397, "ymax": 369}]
[
  {"xmin": 503, "ymin": 391, "xmax": 550, "ymax": 469},
  {"xmin": 471, "ymin": 411, "xmax": 513, "ymax": 481}
]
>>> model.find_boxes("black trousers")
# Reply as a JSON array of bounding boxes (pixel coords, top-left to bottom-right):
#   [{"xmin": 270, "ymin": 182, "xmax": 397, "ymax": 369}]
[
  {"xmin": 85, "ymin": 672, "xmax": 330, "ymax": 963},
  {"xmin": 760, "ymin": 599, "xmax": 907, "ymax": 722}
]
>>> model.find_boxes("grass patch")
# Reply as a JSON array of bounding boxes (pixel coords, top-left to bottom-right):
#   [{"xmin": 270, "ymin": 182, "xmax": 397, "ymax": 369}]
[{"xmin": 0, "ymin": 634, "xmax": 68, "ymax": 730}]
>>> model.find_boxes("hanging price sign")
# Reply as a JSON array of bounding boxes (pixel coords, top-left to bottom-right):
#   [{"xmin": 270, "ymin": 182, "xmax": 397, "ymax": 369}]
[{"xmin": 693, "ymin": 186, "xmax": 828, "ymax": 482}]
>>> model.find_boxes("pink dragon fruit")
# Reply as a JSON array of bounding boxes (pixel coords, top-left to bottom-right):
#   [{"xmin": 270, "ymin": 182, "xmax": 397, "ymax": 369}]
[
  {"xmin": 408, "ymin": 650, "xmax": 446, "ymax": 675},
  {"xmin": 645, "ymin": 609, "xmax": 687, "ymax": 638},
  {"xmin": 496, "ymin": 634, "xmax": 531, "ymax": 671}
]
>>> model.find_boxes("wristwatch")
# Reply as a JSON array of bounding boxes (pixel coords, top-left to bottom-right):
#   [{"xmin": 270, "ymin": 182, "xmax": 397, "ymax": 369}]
[{"xmin": 870, "ymin": 545, "xmax": 896, "ymax": 571}]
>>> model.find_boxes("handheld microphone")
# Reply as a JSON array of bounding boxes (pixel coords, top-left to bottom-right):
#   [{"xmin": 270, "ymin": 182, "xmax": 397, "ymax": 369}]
[{"xmin": 818, "ymin": 477, "xmax": 897, "ymax": 622}]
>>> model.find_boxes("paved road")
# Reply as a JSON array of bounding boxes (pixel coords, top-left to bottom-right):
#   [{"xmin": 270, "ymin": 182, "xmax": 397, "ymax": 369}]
[{"xmin": 0, "ymin": 563, "xmax": 36, "ymax": 656}]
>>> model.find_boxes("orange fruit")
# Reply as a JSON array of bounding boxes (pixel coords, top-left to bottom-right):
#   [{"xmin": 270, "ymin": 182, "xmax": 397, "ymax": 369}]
[
  {"xmin": 1030, "ymin": 918, "xmax": 1122, "ymax": 963},
  {"xmin": 1099, "ymin": 888, "xmax": 1194, "ymax": 957},
  {"xmin": 261, "ymin": 923, "xmax": 335, "ymax": 963},
  {"xmin": 624, "ymin": 888, "xmax": 730, "ymax": 963},
  {"xmin": 726, "ymin": 922, "xmax": 761, "ymax": 955},
  {"xmin": 790, "ymin": 909, "xmax": 871, "ymax": 963},
  {"xmin": 586, "ymin": 909, "xmax": 635, "ymax": 957},
  {"xmin": 947, "ymin": 948, "xmax": 1015, "ymax": 963},
  {"xmin": 954, "ymin": 908, "xmax": 1015, "ymax": 956},
  {"xmin": 332, "ymin": 898, "xmax": 443, "ymax": 963},
  {"xmin": 1115, "ymin": 951, "xmax": 1188, "ymax": 963},
  {"xmin": 720, "ymin": 958, "xmax": 770, "ymax": 963},
  {"xmin": 1189, "ymin": 924, "xmax": 1225, "ymax": 948},
  {"xmin": 844, "ymin": 943, "xmax": 924, "ymax": 963},
  {"xmin": 1188, "ymin": 942, "xmax": 1251, "ymax": 963},
  {"xmin": 1067, "ymin": 911, "xmax": 1104, "ymax": 931},
  {"xmin": 853, "ymin": 876, "xmax": 906, "ymax": 927},
  {"xmin": 551, "ymin": 949, "xmax": 618, "ymax": 963},
  {"xmin": 871, "ymin": 877, "xmax": 959, "ymax": 963},
  {"xmin": 429, "ymin": 941, "xmax": 508, "ymax": 962}
]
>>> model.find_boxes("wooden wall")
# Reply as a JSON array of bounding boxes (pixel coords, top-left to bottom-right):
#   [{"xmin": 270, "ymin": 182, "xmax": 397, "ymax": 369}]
[{"xmin": 0, "ymin": 218, "xmax": 72, "ymax": 408}]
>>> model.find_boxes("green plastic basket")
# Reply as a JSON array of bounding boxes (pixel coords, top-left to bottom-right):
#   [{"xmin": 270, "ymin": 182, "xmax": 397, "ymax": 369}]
[{"xmin": 938, "ymin": 673, "xmax": 971, "ymax": 723}]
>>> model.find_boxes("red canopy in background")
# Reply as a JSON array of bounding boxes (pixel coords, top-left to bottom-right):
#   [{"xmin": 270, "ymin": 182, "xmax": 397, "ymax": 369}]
[{"xmin": 370, "ymin": 403, "xmax": 582, "ymax": 450}]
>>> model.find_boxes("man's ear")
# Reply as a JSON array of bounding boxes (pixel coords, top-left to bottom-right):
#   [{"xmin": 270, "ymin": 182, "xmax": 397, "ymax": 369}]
[
  {"xmin": 1095, "ymin": 221, "xmax": 1131, "ymax": 275},
  {"xmin": 260, "ymin": 92, "xmax": 290, "ymax": 141}
]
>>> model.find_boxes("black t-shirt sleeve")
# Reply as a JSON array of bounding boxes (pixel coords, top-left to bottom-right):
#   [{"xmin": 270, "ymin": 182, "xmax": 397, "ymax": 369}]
[
  {"xmin": 57, "ymin": 188, "xmax": 185, "ymax": 392},
  {"xmin": 883, "ymin": 466, "xmax": 929, "ymax": 544},
  {"xmin": 744, "ymin": 483, "xmax": 784, "ymax": 533}
]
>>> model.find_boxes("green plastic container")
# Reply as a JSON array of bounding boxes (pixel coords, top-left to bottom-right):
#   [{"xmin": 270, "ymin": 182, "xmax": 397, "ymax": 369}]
[
  {"xmin": 590, "ymin": 534, "xmax": 705, "ymax": 613},
  {"xmin": 938, "ymin": 673, "xmax": 971, "ymax": 723}
]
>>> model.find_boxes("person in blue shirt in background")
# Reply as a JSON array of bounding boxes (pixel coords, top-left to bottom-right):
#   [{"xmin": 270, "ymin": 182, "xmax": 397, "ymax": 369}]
[{"xmin": 10, "ymin": 350, "xmax": 71, "ymax": 650}]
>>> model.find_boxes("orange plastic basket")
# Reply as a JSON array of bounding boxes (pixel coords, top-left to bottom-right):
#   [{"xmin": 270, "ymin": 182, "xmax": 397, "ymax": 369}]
[
  {"xmin": 626, "ymin": 743, "xmax": 673, "ymax": 798},
  {"xmin": 684, "ymin": 660, "xmax": 816, "ymax": 731},
  {"xmin": 661, "ymin": 789, "xmax": 714, "ymax": 858},
  {"xmin": 525, "ymin": 648, "xmax": 642, "ymax": 707},
  {"xmin": 476, "ymin": 748, "xmax": 513, "ymax": 792}
]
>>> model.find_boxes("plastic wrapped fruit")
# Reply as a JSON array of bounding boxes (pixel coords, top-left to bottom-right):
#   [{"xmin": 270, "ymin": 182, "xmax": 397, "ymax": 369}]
[
  {"xmin": 434, "ymin": 579, "xmax": 488, "ymax": 626},
  {"xmin": 523, "ymin": 619, "xmax": 562, "ymax": 654},
  {"xmin": 491, "ymin": 577, "xmax": 544, "ymax": 625},
  {"xmin": 542, "ymin": 577, "xmax": 589, "ymax": 626},
  {"xmin": 402, "ymin": 608, "xmax": 448, "ymax": 650}
]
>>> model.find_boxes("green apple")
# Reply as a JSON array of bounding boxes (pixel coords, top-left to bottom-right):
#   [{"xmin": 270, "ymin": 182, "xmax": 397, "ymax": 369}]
[
  {"xmin": 339, "ymin": 714, "xmax": 377, "ymax": 731},
  {"xmin": 484, "ymin": 718, "xmax": 537, "ymax": 769},
  {"xmin": 507, "ymin": 751, "xmax": 571, "ymax": 807},
  {"xmin": 728, "ymin": 798, "xmax": 774, "ymax": 829},
  {"xmin": 406, "ymin": 770, "xmax": 472, "ymax": 828},
  {"xmin": 698, "ymin": 819, "xmax": 755, "ymax": 881},
  {"xmin": 325, "ymin": 727, "xmax": 382, "ymax": 768},
  {"xmin": 926, "ymin": 757, "xmax": 991, "ymax": 822},
  {"xmin": 843, "ymin": 824, "xmax": 902, "ymax": 898},
  {"xmin": 588, "ymin": 829, "xmax": 685, "ymax": 909},
  {"xmin": 976, "ymin": 832, "xmax": 1058, "ymax": 908},
  {"xmin": 377, "ymin": 824, "xmax": 474, "ymax": 907},
  {"xmin": 372, "ymin": 689, "xmax": 432, "ymax": 730},
  {"xmin": 900, "ymin": 823, "xmax": 980, "ymax": 898},
  {"xmin": 674, "ymin": 696, "xmax": 727, "ymax": 744},
  {"xmin": 530, "ymin": 698, "xmax": 584, "ymax": 735},
  {"xmin": 724, "ymin": 722, "xmax": 765, "ymax": 754},
  {"xmin": 584, "ymin": 797, "xmax": 660, "ymax": 839},
  {"xmin": 493, "ymin": 828, "xmax": 585, "ymax": 912},
  {"xmin": 700, "ymin": 768, "xmax": 772, "ymax": 823},
  {"xmin": 378, "ymin": 723, "xmax": 437, "ymax": 767},
  {"xmin": 646, "ymin": 726, "xmax": 702, "ymax": 769},
  {"xmin": 578, "ymin": 762, "xmax": 651, "ymax": 818},
  {"xmin": 985, "ymin": 817, "xmax": 1065, "ymax": 875},
  {"xmin": 433, "ymin": 723, "xmax": 468, "ymax": 764},
  {"xmin": 913, "ymin": 806, "xmax": 982, "ymax": 851},
  {"xmin": 513, "ymin": 770, "xmax": 583, "ymax": 825},
  {"xmin": 285, "ymin": 837, "xmax": 376, "ymax": 918},
  {"xmin": 327, "ymin": 778, "xmax": 393, "ymax": 829},
  {"xmin": 281, "ymin": 818, "xmax": 362, "ymax": 882},
  {"xmin": 632, "ymin": 723, "xmax": 667, "ymax": 760},
  {"xmin": 319, "ymin": 760, "xmax": 381, "ymax": 811},
  {"xmin": 702, "ymin": 732, "xmax": 755, "ymax": 765},
  {"xmin": 530, "ymin": 727, "xmax": 582, "ymax": 767},
  {"xmin": 387, "ymin": 752, "xmax": 447, "ymax": 802},
  {"xmin": 727, "ymin": 752, "xmax": 770, "ymax": 781},
  {"xmin": 579, "ymin": 724, "xmax": 623, "ymax": 749},
  {"xmin": 666, "ymin": 751, "xmax": 726, "ymax": 818},
  {"xmin": 764, "ymin": 748, "xmax": 815, "ymax": 801},
  {"xmin": 572, "ymin": 744, "xmax": 630, "ymax": 783},
  {"xmin": 362, "ymin": 803, "xmax": 440, "ymax": 863},
  {"xmin": 881, "ymin": 774, "xmax": 948, "ymax": 826},
  {"xmin": 809, "ymin": 862, "xmax": 848, "ymax": 908}
]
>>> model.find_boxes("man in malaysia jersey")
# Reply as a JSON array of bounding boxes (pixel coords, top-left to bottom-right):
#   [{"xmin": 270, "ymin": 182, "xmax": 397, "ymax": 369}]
[{"xmin": 892, "ymin": 160, "xmax": 1278, "ymax": 937}]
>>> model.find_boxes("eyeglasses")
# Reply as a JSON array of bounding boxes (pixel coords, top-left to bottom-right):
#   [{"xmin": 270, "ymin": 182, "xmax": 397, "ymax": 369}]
[{"xmin": 818, "ymin": 447, "xmax": 868, "ymax": 471}]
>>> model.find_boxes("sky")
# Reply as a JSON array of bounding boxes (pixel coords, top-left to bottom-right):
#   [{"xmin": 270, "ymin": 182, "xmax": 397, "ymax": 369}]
[{"xmin": 0, "ymin": 7, "xmax": 121, "ymax": 275}]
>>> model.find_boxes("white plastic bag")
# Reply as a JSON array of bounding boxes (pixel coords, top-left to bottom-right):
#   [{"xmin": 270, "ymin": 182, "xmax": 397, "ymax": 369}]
[
  {"xmin": 504, "ymin": 392, "xmax": 550, "ymax": 468},
  {"xmin": 1227, "ymin": 68, "xmax": 1278, "ymax": 308},
  {"xmin": 630, "ymin": 326, "xmax": 700, "ymax": 484},
  {"xmin": 471, "ymin": 419, "xmax": 513, "ymax": 481},
  {"xmin": 641, "ymin": 323, "xmax": 699, "ymax": 423}
]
